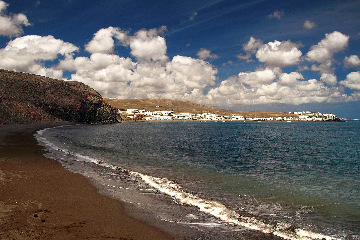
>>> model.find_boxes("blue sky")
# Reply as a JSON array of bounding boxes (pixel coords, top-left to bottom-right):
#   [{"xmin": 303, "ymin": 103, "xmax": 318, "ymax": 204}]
[{"xmin": 1, "ymin": 0, "xmax": 360, "ymax": 118}]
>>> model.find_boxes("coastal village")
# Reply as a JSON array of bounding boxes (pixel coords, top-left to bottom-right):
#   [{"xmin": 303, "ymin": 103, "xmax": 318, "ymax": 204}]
[{"xmin": 120, "ymin": 108, "xmax": 341, "ymax": 122}]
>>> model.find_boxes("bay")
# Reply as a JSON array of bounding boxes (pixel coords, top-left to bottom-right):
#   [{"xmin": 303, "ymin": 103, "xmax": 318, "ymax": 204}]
[{"xmin": 36, "ymin": 121, "xmax": 360, "ymax": 239}]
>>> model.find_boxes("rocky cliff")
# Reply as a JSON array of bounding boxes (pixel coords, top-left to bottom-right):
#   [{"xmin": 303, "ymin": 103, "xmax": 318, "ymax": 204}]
[{"xmin": 0, "ymin": 69, "xmax": 121, "ymax": 124}]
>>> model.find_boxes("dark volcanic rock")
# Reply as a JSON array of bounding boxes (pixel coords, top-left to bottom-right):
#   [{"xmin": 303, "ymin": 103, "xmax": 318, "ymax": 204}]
[{"xmin": 0, "ymin": 69, "xmax": 121, "ymax": 124}]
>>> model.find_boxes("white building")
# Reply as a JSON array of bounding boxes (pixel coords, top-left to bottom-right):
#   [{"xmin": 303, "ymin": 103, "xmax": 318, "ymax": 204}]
[
  {"xmin": 231, "ymin": 115, "xmax": 245, "ymax": 121},
  {"xmin": 126, "ymin": 109, "xmax": 139, "ymax": 114}
]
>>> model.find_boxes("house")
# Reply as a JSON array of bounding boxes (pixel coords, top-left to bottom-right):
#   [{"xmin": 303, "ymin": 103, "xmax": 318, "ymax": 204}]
[
  {"xmin": 126, "ymin": 109, "xmax": 139, "ymax": 114},
  {"xmin": 231, "ymin": 115, "xmax": 245, "ymax": 121},
  {"xmin": 173, "ymin": 113, "xmax": 192, "ymax": 120},
  {"xmin": 123, "ymin": 108, "xmax": 339, "ymax": 122}
]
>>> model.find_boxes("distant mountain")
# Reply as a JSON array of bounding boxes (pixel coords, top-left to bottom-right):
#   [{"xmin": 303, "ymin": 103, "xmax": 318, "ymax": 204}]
[
  {"xmin": 105, "ymin": 98, "xmax": 296, "ymax": 118},
  {"xmin": 0, "ymin": 69, "xmax": 121, "ymax": 124}
]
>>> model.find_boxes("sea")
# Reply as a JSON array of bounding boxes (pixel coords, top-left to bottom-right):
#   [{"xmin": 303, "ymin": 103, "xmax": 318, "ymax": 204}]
[{"xmin": 35, "ymin": 121, "xmax": 360, "ymax": 240}]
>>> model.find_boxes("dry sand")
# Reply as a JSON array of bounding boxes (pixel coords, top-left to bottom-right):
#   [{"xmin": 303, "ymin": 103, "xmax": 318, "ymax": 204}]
[{"xmin": 0, "ymin": 123, "xmax": 172, "ymax": 240}]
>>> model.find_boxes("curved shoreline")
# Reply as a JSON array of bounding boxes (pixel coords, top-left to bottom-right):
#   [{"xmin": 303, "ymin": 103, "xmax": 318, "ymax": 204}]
[
  {"xmin": 0, "ymin": 123, "xmax": 172, "ymax": 240},
  {"xmin": 0, "ymin": 123, "xmax": 300, "ymax": 240}
]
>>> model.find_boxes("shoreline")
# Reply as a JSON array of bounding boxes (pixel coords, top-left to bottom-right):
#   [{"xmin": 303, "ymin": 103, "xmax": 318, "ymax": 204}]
[
  {"xmin": 0, "ymin": 123, "xmax": 172, "ymax": 240},
  {"xmin": 0, "ymin": 123, "xmax": 287, "ymax": 240}
]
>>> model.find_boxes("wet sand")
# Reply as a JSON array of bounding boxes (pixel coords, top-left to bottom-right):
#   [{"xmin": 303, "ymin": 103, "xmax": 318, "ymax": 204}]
[
  {"xmin": 0, "ymin": 123, "xmax": 286, "ymax": 240},
  {"xmin": 0, "ymin": 123, "xmax": 172, "ymax": 240}
]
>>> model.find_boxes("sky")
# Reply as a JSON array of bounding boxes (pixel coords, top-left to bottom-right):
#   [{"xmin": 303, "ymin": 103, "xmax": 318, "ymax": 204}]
[{"xmin": 1, "ymin": 0, "xmax": 360, "ymax": 118}]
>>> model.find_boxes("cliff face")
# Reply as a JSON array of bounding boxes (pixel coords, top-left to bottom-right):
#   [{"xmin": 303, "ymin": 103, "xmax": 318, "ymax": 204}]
[{"xmin": 0, "ymin": 69, "xmax": 121, "ymax": 124}]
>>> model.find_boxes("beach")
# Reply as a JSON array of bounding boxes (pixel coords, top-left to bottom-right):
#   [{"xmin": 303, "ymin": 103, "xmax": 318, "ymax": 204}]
[
  {"xmin": 0, "ymin": 123, "xmax": 288, "ymax": 240},
  {"xmin": 2, "ymin": 122, "xmax": 357, "ymax": 240},
  {"xmin": 0, "ymin": 123, "xmax": 172, "ymax": 240}
]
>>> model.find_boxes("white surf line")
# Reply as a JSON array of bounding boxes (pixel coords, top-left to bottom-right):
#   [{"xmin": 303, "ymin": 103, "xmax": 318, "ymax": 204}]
[
  {"xmin": 132, "ymin": 172, "xmax": 338, "ymax": 240},
  {"xmin": 35, "ymin": 127, "xmax": 338, "ymax": 240}
]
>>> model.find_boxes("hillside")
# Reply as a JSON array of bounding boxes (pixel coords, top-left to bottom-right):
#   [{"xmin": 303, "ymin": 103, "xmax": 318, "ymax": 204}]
[
  {"xmin": 0, "ymin": 69, "xmax": 121, "ymax": 124},
  {"xmin": 104, "ymin": 98, "xmax": 296, "ymax": 118}
]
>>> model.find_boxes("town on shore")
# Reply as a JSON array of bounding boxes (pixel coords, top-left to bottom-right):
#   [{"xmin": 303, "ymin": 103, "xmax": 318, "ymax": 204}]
[{"xmin": 121, "ymin": 109, "xmax": 342, "ymax": 122}]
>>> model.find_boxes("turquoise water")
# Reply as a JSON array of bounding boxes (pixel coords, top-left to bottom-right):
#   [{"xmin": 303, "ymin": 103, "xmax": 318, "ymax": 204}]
[{"xmin": 37, "ymin": 121, "xmax": 360, "ymax": 239}]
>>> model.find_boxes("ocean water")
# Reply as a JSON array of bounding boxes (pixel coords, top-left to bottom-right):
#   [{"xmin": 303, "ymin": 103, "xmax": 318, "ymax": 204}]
[{"xmin": 35, "ymin": 121, "xmax": 360, "ymax": 239}]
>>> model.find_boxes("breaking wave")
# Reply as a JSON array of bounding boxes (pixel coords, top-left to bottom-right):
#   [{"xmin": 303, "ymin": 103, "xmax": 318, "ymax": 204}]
[{"xmin": 35, "ymin": 126, "xmax": 338, "ymax": 240}]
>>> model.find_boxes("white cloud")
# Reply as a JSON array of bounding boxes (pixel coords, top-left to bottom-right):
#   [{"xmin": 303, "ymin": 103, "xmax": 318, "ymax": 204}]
[
  {"xmin": 297, "ymin": 65, "xmax": 310, "ymax": 72},
  {"xmin": 340, "ymin": 71, "xmax": 360, "ymax": 90},
  {"xmin": 0, "ymin": 0, "xmax": 31, "ymax": 37},
  {"xmin": 1, "ymin": 26, "xmax": 359, "ymax": 109},
  {"xmin": 205, "ymin": 70, "xmax": 348, "ymax": 106},
  {"xmin": 256, "ymin": 40, "xmax": 302, "ymax": 68},
  {"xmin": 167, "ymin": 55, "xmax": 217, "ymax": 90},
  {"xmin": 237, "ymin": 37, "xmax": 263, "ymax": 62},
  {"xmin": 0, "ymin": 35, "xmax": 78, "ymax": 77},
  {"xmin": 85, "ymin": 27, "xmax": 129, "ymax": 54},
  {"xmin": 344, "ymin": 55, "xmax": 360, "ymax": 68},
  {"xmin": 59, "ymin": 53, "xmax": 136, "ymax": 97},
  {"xmin": 320, "ymin": 73, "xmax": 337, "ymax": 86},
  {"xmin": 303, "ymin": 20, "xmax": 316, "ymax": 30},
  {"xmin": 129, "ymin": 26, "xmax": 168, "ymax": 62},
  {"xmin": 236, "ymin": 53, "xmax": 252, "ymax": 62},
  {"xmin": 307, "ymin": 31, "xmax": 349, "ymax": 63},
  {"xmin": 268, "ymin": 11, "xmax": 283, "ymax": 20},
  {"xmin": 57, "ymin": 50, "xmax": 217, "ymax": 101},
  {"xmin": 0, "ymin": 1, "xmax": 7, "ymax": 11},
  {"xmin": 56, "ymin": 26, "xmax": 217, "ymax": 100},
  {"xmin": 238, "ymin": 68, "xmax": 277, "ymax": 86},
  {"xmin": 278, "ymin": 72, "xmax": 304, "ymax": 86},
  {"xmin": 243, "ymin": 37, "xmax": 263, "ymax": 53},
  {"xmin": 59, "ymin": 53, "xmax": 135, "ymax": 80},
  {"xmin": 197, "ymin": 48, "xmax": 219, "ymax": 60},
  {"xmin": 307, "ymin": 31, "xmax": 349, "ymax": 75},
  {"xmin": 310, "ymin": 61, "xmax": 333, "ymax": 74},
  {"xmin": 29, "ymin": 64, "xmax": 63, "ymax": 79}
]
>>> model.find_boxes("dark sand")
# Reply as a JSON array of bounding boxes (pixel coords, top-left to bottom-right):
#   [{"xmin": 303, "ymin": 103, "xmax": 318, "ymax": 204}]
[
  {"xmin": 0, "ymin": 124, "xmax": 285, "ymax": 240},
  {"xmin": 0, "ymin": 124, "xmax": 172, "ymax": 240}
]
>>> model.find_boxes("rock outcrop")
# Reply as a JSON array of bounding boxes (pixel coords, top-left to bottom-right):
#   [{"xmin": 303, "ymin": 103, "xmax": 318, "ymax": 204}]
[{"xmin": 0, "ymin": 69, "xmax": 121, "ymax": 124}]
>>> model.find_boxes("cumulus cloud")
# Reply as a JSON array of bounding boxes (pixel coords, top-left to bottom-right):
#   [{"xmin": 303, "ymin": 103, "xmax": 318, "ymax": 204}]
[
  {"xmin": 237, "ymin": 37, "xmax": 262, "ymax": 62},
  {"xmin": 307, "ymin": 31, "xmax": 349, "ymax": 63},
  {"xmin": 85, "ymin": 26, "xmax": 168, "ymax": 63},
  {"xmin": 238, "ymin": 68, "xmax": 277, "ymax": 86},
  {"xmin": 278, "ymin": 72, "xmax": 304, "ymax": 86},
  {"xmin": 57, "ymin": 44, "xmax": 218, "ymax": 100},
  {"xmin": 1, "ymin": 26, "xmax": 358, "ymax": 109},
  {"xmin": 240, "ymin": 38, "xmax": 302, "ymax": 68},
  {"xmin": 205, "ymin": 70, "xmax": 348, "ymax": 106},
  {"xmin": 307, "ymin": 31, "xmax": 349, "ymax": 74},
  {"xmin": 197, "ymin": 48, "xmax": 219, "ymax": 60},
  {"xmin": 0, "ymin": 0, "xmax": 31, "ymax": 37},
  {"xmin": 340, "ymin": 72, "xmax": 360, "ymax": 90},
  {"xmin": 303, "ymin": 20, "xmax": 316, "ymax": 29},
  {"xmin": 344, "ymin": 55, "xmax": 360, "ymax": 68},
  {"xmin": 129, "ymin": 26, "xmax": 168, "ymax": 62},
  {"xmin": 256, "ymin": 40, "xmax": 302, "ymax": 68},
  {"xmin": 167, "ymin": 55, "xmax": 217, "ymax": 89},
  {"xmin": 58, "ymin": 53, "xmax": 135, "ymax": 79},
  {"xmin": 0, "ymin": 35, "xmax": 78, "ymax": 78},
  {"xmin": 320, "ymin": 73, "xmax": 337, "ymax": 86},
  {"xmin": 243, "ymin": 37, "xmax": 263, "ymax": 53},
  {"xmin": 56, "ymin": 26, "xmax": 218, "ymax": 99},
  {"xmin": 85, "ymin": 27, "xmax": 129, "ymax": 54},
  {"xmin": 268, "ymin": 11, "xmax": 284, "ymax": 20}
]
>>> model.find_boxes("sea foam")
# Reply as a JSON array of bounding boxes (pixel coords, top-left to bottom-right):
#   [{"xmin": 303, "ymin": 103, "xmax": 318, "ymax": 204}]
[
  {"xmin": 131, "ymin": 171, "xmax": 338, "ymax": 240},
  {"xmin": 35, "ymin": 126, "xmax": 338, "ymax": 240}
]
